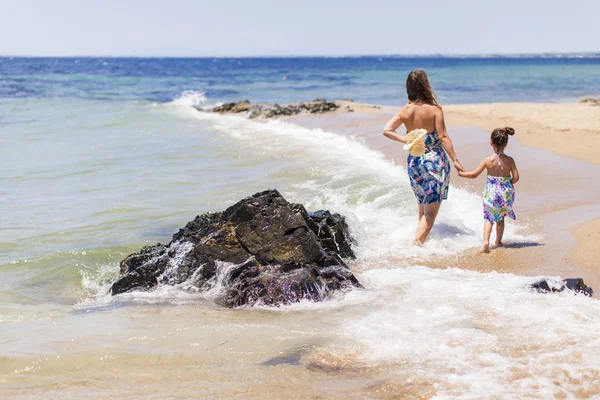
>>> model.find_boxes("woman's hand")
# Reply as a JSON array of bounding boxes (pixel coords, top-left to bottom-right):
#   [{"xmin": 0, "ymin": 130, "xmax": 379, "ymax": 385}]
[{"xmin": 453, "ymin": 159, "xmax": 465, "ymax": 173}]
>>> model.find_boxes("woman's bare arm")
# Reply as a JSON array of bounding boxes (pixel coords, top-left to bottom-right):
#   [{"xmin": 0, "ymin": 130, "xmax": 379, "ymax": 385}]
[
  {"xmin": 382, "ymin": 112, "xmax": 408, "ymax": 144},
  {"xmin": 435, "ymin": 108, "xmax": 464, "ymax": 172},
  {"xmin": 458, "ymin": 160, "xmax": 486, "ymax": 179}
]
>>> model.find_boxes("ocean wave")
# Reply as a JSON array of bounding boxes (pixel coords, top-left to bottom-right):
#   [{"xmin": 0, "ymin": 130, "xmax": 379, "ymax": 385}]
[
  {"xmin": 169, "ymin": 90, "xmax": 208, "ymax": 107},
  {"xmin": 168, "ymin": 100, "xmax": 537, "ymax": 262}
]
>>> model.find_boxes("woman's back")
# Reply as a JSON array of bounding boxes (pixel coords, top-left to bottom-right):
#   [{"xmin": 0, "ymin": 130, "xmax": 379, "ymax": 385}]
[{"xmin": 399, "ymin": 103, "xmax": 439, "ymax": 133}]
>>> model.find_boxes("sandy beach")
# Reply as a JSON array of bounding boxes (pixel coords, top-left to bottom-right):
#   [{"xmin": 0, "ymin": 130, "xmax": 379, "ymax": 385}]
[{"xmin": 445, "ymin": 102, "xmax": 600, "ymax": 165}]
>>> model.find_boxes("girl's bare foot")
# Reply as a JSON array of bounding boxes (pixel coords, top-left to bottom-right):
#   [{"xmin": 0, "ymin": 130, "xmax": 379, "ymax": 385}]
[
  {"xmin": 482, "ymin": 242, "xmax": 490, "ymax": 253},
  {"xmin": 495, "ymin": 241, "xmax": 503, "ymax": 247},
  {"xmin": 414, "ymin": 239, "xmax": 424, "ymax": 247}
]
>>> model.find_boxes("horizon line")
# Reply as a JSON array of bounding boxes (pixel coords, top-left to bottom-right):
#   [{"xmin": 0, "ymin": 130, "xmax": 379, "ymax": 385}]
[{"xmin": 1, "ymin": 51, "xmax": 600, "ymax": 59}]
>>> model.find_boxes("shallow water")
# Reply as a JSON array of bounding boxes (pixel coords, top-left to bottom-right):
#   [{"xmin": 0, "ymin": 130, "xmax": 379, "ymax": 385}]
[
  {"xmin": 3, "ymin": 93, "xmax": 599, "ymax": 399},
  {"xmin": 2, "ymin": 57, "xmax": 600, "ymax": 398}
]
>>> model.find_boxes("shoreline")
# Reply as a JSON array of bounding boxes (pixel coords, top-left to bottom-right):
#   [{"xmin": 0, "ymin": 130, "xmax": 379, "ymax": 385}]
[{"xmin": 291, "ymin": 99, "xmax": 600, "ymax": 288}]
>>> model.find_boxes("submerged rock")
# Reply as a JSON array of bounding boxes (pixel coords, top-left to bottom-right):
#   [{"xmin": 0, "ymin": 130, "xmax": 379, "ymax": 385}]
[
  {"xmin": 110, "ymin": 190, "xmax": 361, "ymax": 307},
  {"xmin": 198, "ymin": 98, "xmax": 339, "ymax": 119},
  {"xmin": 531, "ymin": 277, "xmax": 593, "ymax": 296}
]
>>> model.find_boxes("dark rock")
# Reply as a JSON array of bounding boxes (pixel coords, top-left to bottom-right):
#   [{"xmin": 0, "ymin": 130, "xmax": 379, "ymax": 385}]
[
  {"xmin": 211, "ymin": 100, "xmax": 252, "ymax": 114},
  {"xmin": 581, "ymin": 98, "xmax": 600, "ymax": 105},
  {"xmin": 531, "ymin": 277, "xmax": 593, "ymax": 296},
  {"xmin": 110, "ymin": 190, "xmax": 361, "ymax": 307},
  {"xmin": 305, "ymin": 210, "xmax": 356, "ymax": 259},
  {"xmin": 203, "ymin": 99, "xmax": 339, "ymax": 119}
]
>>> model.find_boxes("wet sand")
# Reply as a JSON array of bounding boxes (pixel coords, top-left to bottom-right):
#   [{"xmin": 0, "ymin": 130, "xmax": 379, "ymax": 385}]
[{"xmin": 294, "ymin": 103, "xmax": 600, "ymax": 289}]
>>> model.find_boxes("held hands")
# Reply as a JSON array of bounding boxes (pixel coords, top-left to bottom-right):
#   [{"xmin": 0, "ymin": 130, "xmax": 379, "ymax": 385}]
[{"xmin": 453, "ymin": 159, "xmax": 465, "ymax": 173}]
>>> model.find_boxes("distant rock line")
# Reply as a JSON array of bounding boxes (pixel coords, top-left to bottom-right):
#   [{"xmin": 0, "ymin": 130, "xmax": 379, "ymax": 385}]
[
  {"xmin": 581, "ymin": 98, "xmax": 600, "ymax": 105},
  {"xmin": 195, "ymin": 98, "xmax": 371, "ymax": 118}
]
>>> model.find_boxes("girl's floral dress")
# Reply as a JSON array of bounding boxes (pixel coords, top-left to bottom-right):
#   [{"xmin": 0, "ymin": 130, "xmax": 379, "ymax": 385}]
[
  {"xmin": 407, "ymin": 130, "xmax": 451, "ymax": 204},
  {"xmin": 483, "ymin": 176, "xmax": 516, "ymax": 223}
]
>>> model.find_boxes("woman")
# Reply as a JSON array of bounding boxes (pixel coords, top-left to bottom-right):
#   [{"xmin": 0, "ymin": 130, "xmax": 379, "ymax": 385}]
[{"xmin": 383, "ymin": 69, "xmax": 463, "ymax": 245}]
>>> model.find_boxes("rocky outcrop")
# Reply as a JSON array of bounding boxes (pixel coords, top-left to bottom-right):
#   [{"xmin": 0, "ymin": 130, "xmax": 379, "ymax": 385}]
[
  {"xmin": 581, "ymin": 98, "xmax": 600, "ymax": 105},
  {"xmin": 531, "ymin": 277, "xmax": 593, "ymax": 296},
  {"xmin": 210, "ymin": 100, "xmax": 252, "ymax": 113},
  {"xmin": 198, "ymin": 98, "xmax": 340, "ymax": 119},
  {"xmin": 110, "ymin": 190, "xmax": 361, "ymax": 307}
]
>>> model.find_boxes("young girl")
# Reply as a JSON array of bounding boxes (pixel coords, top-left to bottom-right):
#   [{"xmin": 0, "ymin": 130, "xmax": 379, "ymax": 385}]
[{"xmin": 459, "ymin": 127, "xmax": 520, "ymax": 253}]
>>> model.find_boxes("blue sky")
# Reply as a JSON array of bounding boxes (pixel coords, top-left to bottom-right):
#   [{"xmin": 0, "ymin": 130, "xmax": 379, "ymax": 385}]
[{"xmin": 1, "ymin": 0, "xmax": 598, "ymax": 56}]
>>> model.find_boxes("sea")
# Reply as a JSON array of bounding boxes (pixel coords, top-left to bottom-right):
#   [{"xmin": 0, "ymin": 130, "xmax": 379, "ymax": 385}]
[{"xmin": 2, "ymin": 56, "xmax": 600, "ymax": 399}]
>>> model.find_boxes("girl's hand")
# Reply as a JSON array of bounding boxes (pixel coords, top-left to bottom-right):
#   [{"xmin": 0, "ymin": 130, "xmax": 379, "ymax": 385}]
[
  {"xmin": 454, "ymin": 159, "xmax": 465, "ymax": 173},
  {"xmin": 458, "ymin": 171, "xmax": 466, "ymax": 177}
]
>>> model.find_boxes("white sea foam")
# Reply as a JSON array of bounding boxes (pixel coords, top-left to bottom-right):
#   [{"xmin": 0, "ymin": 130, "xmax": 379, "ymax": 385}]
[
  {"xmin": 169, "ymin": 90, "xmax": 208, "ymax": 108},
  {"xmin": 77, "ymin": 264, "xmax": 207, "ymax": 309},
  {"xmin": 78, "ymin": 258, "xmax": 246, "ymax": 309},
  {"xmin": 342, "ymin": 267, "xmax": 600, "ymax": 398}
]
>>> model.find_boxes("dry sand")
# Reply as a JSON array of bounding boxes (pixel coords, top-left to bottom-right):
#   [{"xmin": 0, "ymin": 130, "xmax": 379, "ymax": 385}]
[{"xmin": 445, "ymin": 102, "xmax": 600, "ymax": 164}]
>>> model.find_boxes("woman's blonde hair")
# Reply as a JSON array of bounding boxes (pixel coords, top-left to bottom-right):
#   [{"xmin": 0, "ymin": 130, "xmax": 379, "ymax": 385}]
[{"xmin": 406, "ymin": 69, "xmax": 441, "ymax": 109}]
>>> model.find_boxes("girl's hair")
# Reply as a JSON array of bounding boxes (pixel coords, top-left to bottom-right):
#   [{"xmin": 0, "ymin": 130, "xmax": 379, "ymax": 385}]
[
  {"xmin": 406, "ymin": 69, "xmax": 441, "ymax": 108},
  {"xmin": 491, "ymin": 127, "xmax": 515, "ymax": 148}
]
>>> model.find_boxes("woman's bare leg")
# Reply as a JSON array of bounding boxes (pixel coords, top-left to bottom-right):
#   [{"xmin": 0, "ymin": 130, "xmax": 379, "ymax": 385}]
[
  {"xmin": 483, "ymin": 221, "xmax": 493, "ymax": 253},
  {"xmin": 415, "ymin": 203, "xmax": 441, "ymax": 244},
  {"xmin": 414, "ymin": 205, "xmax": 425, "ymax": 246},
  {"xmin": 495, "ymin": 219, "xmax": 505, "ymax": 247}
]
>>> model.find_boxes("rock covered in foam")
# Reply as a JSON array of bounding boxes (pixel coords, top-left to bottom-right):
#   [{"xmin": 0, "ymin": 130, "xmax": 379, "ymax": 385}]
[
  {"xmin": 110, "ymin": 190, "xmax": 361, "ymax": 307},
  {"xmin": 530, "ymin": 277, "xmax": 593, "ymax": 296}
]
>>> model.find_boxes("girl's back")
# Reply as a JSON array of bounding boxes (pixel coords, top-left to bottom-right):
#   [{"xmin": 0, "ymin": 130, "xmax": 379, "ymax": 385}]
[{"xmin": 484, "ymin": 153, "xmax": 515, "ymax": 178}]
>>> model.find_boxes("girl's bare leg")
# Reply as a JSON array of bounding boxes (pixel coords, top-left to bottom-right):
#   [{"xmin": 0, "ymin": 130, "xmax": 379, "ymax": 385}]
[
  {"xmin": 483, "ymin": 221, "xmax": 493, "ymax": 253},
  {"xmin": 495, "ymin": 219, "xmax": 505, "ymax": 247},
  {"xmin": 415, "ymin": 203, "xmax": 441, "ymax": 245}
]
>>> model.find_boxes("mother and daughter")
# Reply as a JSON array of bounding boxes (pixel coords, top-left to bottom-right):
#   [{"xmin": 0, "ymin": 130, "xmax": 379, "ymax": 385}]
[{"xmin": 383, "ymin": 69, "xmax": 520, "ymax": 253}]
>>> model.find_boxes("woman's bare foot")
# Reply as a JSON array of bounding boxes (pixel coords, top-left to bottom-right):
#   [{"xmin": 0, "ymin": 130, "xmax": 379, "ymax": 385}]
[
  {"xmin": 414, "ymin": 239, "xmax": 424, "ymax": 247},
  {"xmin": 482, "ymin": 242, "xmax": 490, "ymax": 253},
  {"xmin": 495, "ymin": 240, "xmax": 503, "ymax": 247}
]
